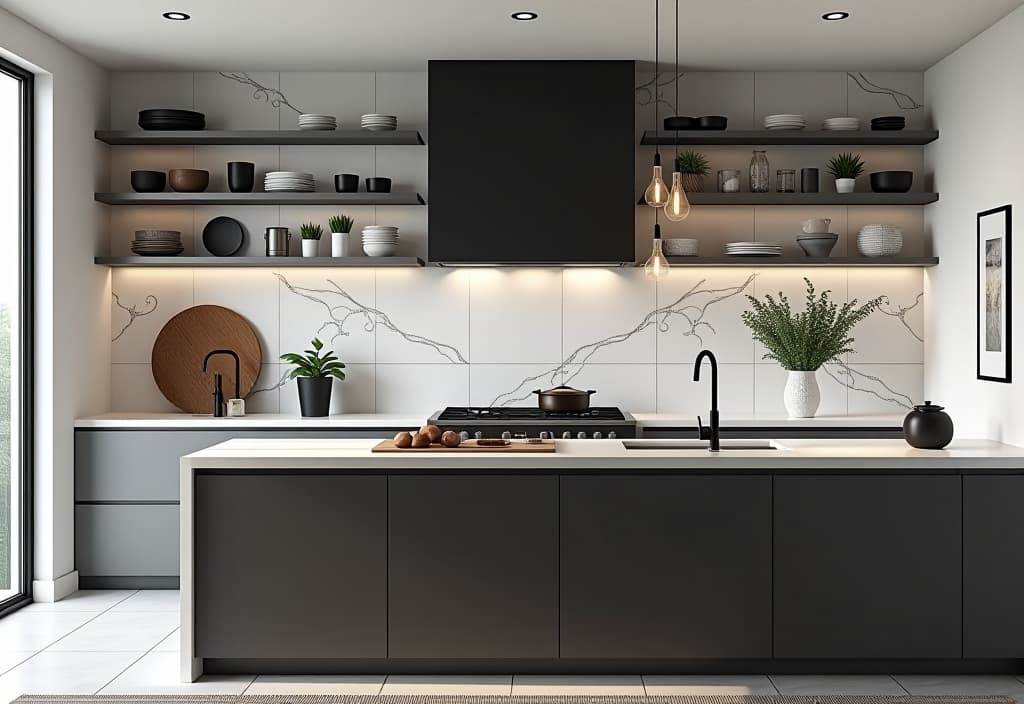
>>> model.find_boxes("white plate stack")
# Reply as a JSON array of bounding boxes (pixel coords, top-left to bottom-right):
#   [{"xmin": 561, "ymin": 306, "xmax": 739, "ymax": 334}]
[
  {"xmin": 822, "ymin": 116, "xmax": 860, "ymax": 131},
  {"xmin": 857, "ymin": 224, "xmax": 903, "ymax": 257},
  {"xmin": 298, "ymin": 113, "xmax": 337, "ymax": 131},
  {"xmin": 763, "ymin": 114, "xmax": 806, "ymax": 130},
  {"xmin": 725, "ymin": 241, "xmax": 783, "ymax": 257},
  {"xmin": 662, "ymin": 238, "xmax": 699, "ymax": 256},
  {"xmin": 131, "ymin": 230, "xmax": 183, "ymax": 256},
  {"xmin": 362, "ymin": 225, "xmax": 399, "ymax": 257},
  {"xmin": 361, "ymin": 114, "xmax": 398, "ymax": 131},
  {"xmin": 264, "ymin": 171, "xmax": 315, "ymax": 192}
]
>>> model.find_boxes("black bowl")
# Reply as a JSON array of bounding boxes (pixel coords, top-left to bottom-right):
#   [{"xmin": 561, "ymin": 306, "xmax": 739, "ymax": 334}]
[
  {"xmin": 697, "ymin": 115, "xmax": 728, "ymax": 130},
  {"xmin": 335, "ymin": 173, "xmax": 360, "ymax": 192},
  {"xmin": 365, "ymin": 177, "xmax": 392, "ymax": 193},
  {"xmin": 870, "ymin": 170, "xmax": 914, "ymax": 193},
  {"xmin": 663, "ymin": 116, "xmax": 697, "ymax": 130},
  {"xmin": 130, "ymin": 170, "xmax": 166, "ymax": 193}
]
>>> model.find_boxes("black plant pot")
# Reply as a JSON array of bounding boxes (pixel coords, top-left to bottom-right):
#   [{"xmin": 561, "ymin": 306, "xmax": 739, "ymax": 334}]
[
  {"xmin": 335, "ymin": 173, "xmax": 360, "ymax": 192},
  {"xmin": 297, "ymin": 377, "xmax": 333, "ymax": 417},
  {"xmin": 227, "ymin": 161, "xmax": 255, "ymax": 193}
]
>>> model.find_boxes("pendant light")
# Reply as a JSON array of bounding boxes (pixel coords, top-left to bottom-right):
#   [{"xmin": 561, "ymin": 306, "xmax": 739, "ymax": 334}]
[
  {"xmin": 644, "ymin": 219, "xmax": 670, "ymax": 279},
  {"xmin": 663, "ymin": 0, "xmax": 691, "ymax": 222},
  {"xmin": 643, "ymin": 0, "xmax": 669, "ymax": 208}
]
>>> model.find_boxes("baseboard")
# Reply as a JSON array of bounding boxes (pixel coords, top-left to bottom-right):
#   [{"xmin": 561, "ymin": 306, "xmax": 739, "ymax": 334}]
[
  {"xmin": 78, "ymin": 576, "xmax": 179, "ymax": 589},
  {"xmin": 32, "ymin": 570, "xmax": 79, "ymax": 602}
]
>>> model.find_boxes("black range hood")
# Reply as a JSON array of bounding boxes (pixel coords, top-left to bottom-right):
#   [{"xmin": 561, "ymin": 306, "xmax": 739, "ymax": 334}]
[{"xmin": 428, "ymin": 60, "xmax": 636, "ymax": 265}]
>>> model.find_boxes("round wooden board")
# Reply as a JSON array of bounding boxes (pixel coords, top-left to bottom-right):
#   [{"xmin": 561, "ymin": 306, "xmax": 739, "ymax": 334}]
[{"xmin": 151, "ymin": 304, "xmax": 262, "ymax": 414}]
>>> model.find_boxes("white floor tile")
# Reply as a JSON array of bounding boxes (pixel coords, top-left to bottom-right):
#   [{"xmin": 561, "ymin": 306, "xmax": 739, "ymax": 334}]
[
  {"xmin": 109, "ymin": 589, "xmax": 180, "ymax": 612},
  {"xmin": 99, "ymin": 650, "xmax": 253, "ymax": 694},
  {"xmin": 152, "ymin": 628, "xmax": 180, "ymax": 653},
  {"xmin": 770, "ymin": 675, "xmax": 907, "ymax": 695},
  {"xmin": 895, "ymin": 675, "xmax": 1024, "ymax": 698},
  {"xmin": 643, "ymin": 674, "xmax": 778, "ymax": 695},
  {"xmin": 512, "ymin": 675, "xmax": 645, "ymax": 696},
  {"xmin": 0, "ymin": 611, "xmax": 97, "ymax": 652},
  {"xmin": 0, "ymin": 652, "xmax": 34, "ymax": 677},
  {"xmin": 47, "ymin": 610, "xmax": 179, "ymax": 652},
  {"xmin": 21, "ymin": 590, "xmax": 137, "ymax": 612},
  {"xmin": 0, "ymin": 650, "xmax": 141, "ymax": 698},
  {"xmin": 382, "ymin": 675, "xmax": 512, "ymax": 695},
  {"xmin": 247, "ymin": 674, "xmax": 386, "ymax": 695}
]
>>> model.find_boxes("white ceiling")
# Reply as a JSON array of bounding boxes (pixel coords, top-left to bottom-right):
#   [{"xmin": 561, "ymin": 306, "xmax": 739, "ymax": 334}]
[{"xmin": 2, "ymin": 0, "xmax": 1021, "ymax": 71}]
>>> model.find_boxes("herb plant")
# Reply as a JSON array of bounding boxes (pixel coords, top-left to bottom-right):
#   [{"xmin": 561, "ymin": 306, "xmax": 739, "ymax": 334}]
[
  {"xmin": 826, "ymin": 152, "xmax": 866, "ymax": 179},
  {"xmin": 299, "ymin": 222, "xmax": 323, "ymax": 241},
  {"xmin": 280, "ymin": 338, "xmax": 346, "ymax": 380},
  {"xmin": 741, "ymin": 278, "xmax": 882, "ymax": 371},
  {"xmin": 329, "ymin": 214, "xmax": 354, "ymax": 233},
  {"xmin": 675, "ymin": 150, "xmax": 711, "ymax": 176}
]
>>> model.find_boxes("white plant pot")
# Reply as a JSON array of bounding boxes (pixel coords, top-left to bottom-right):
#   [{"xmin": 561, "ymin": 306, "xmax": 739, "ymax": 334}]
[
  {"xmin": 331, "ymin": 232, "xmax": 349, "ymax": 257},
  {"xmin": 301, "ymin": 239, "xmax": 319, "ymax": 257},
  {"xmin": 835, "ymin": 178, "xmax": 856, "ymax": 194},
  {"xmin": 784, "ymin": 370, "xmax": 821, "ymax": 418}
]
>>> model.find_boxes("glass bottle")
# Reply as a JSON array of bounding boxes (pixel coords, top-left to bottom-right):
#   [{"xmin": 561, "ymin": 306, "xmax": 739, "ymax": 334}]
[
  {"xmin": 718, "ymin": 169, "xmax": 741, "ymax": 193},
  {"xmin": 749, "ymin": 150, "xmax": 770, "ymax": 193},
  {"xmin": 777, "ymin": 169, "xmax": 797, "ymax": 193}
]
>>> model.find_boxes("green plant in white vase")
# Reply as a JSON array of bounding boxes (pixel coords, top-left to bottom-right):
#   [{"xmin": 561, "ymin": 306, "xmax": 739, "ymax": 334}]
[
  {"xmin": 299, "ymin": 222, "xmax": 322, "ymax": 258},
  {"xmin": 328, "ymin": 214, "xmax": 354, "ymax": 258},
  {"xmin": 826, "ymin": 152, "xmax": 865, "ymax": 194}
]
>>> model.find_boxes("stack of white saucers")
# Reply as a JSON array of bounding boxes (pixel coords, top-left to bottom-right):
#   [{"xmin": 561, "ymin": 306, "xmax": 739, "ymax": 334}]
[
  {"xmin": 361, "ymin": 114, "xmax": 398, "ymax": 131},
  {"xmin": 857, "ymin": 224, "xmax": 903, "ymax": 257},
  {"xmin": 662, "ymin": 238, "xmax": 699, "ymax": 256},
  {"xmin": 362, "ymin": 225, "xmax": 399, "ymax": 257},
  {"xmin": 822, "ymin": 116, "xmax": 860, "ymax": 131},
  {"xmin": 298, "ymin": 113, "xmax": 337, "ymax": 130},
  {"xmin": 131, "ymin": 229, "xmax": 183, "ymax": 256},
  {"xmin": 725, "ymin": 241, "xmax": 783, "ymax": 257},
  {"xmin": 764, "ymin": 114, "xmax": 807, "ymax": 130},
  {"xmin": 264, "ymin": 171, "xmax": 315, "ymax": 192}
]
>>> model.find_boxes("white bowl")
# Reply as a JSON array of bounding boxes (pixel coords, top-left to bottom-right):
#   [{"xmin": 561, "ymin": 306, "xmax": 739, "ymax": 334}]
[{"xmin": 363, "ymin": 242, "xmax": 398, "ymax": 257}]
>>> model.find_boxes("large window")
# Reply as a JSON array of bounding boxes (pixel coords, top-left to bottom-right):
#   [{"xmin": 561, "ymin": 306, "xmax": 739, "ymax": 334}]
[{"xmin": 0, "ymin": 55, "xmax": 32, "ymax": 614}]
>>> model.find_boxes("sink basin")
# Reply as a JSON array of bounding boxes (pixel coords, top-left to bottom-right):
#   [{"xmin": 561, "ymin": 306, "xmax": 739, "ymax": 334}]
[{"xmin": 622, "ymin": 439, "xmax": 779, "ymax": 451}]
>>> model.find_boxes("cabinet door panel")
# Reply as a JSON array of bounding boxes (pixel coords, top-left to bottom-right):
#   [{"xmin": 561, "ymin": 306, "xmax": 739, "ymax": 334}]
[{"xmin": 76, "ymin": 505, "xmax": 178, "ymax": 576}]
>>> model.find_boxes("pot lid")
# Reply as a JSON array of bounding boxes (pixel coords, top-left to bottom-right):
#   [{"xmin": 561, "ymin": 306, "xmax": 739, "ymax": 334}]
[
  {"xmin": 912, "ymin": 400, "xmax": 945, "ymax": 412},
  {"xmin": 535, "ymin": 385, "xmax": 592, "ymax": 396}
]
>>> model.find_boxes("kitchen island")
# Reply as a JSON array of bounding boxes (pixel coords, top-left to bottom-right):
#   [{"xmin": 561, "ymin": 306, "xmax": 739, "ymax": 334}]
[{"xmin": 179, "ymin": 438, "xmax": 1024, "ymax": 681}]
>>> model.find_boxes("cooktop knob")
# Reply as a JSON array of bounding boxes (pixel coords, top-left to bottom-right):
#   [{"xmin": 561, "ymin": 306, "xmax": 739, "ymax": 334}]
[
  {"xmin": 501, "ymin": 431, "xmax": 512, "ymax": 440},
  {"xmin": 459, "ymin": 431, "xmax": 470, "ymax": 442},
  {"xmin": 577, "ymin": 431, "xmax": 587, "ymax": 439},
  {"xmin": 592, "ymin": 431, "xmax": 603, "ymax": 439},
  {"xmin": 562, "ymin": 431, "xmax": 572, "ymax": 439},
  {"xmin": 539, "ymin": 431, "xmax": 552, "ymax": 440},
  {"xmin": 607, "ymin": 431, "xmax": 617, "ymax": 439},
  {"xmin": 474, "ymin": 431, "xmax": 483, "ymax": 440}
]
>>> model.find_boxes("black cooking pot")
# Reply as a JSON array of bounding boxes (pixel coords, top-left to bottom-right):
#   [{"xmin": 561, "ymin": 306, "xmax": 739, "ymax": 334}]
[{"xmin": 533, "ymin": 385, "xmax": 596, "ymax": 412}]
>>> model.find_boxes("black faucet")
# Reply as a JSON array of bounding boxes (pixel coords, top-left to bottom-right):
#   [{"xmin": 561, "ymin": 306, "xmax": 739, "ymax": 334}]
[
  {"xmin": 693, "ymin": 349, "xmax": 720, "ymax": 452},
  {"xmin": 202, "ymin": 349, "xmax": 240, "ymax": 418}
]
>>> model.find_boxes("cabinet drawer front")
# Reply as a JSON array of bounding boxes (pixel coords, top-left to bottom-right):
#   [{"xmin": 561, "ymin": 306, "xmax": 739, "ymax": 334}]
[{"xmin": 76, "ymin": 504, "xmax": 179, "ymax": 577}]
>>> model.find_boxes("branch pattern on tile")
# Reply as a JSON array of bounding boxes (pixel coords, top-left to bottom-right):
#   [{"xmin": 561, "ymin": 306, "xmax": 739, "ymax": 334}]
[
  {"xmin": 847, "ymin": 72, "xmax": 924, "ymax": 110},
  {"xmin": 111, "ymin": 292, "xmax": 158, "ymax": 342},
  {"xmin": 635, "ymin": 72, "xmax": 686, "ymax": 114},
  {"xmin": 218, "ymin": 72, "xmax": 304, "ymax": 114},
  {"xmin": 825, "ymin": 363, "xmax": 914, "ymax": 410},
  {"xmin": 878, "ymin": 292, "xmax": 923, "ymax": 342},
  {"xmin": 489, "ymin": 274, "xmax": 757, "ymax": 406}
]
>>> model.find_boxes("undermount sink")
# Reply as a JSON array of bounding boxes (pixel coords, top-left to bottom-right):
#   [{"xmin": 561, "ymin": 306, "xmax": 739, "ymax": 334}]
[{"xmin": 622, "ymin": 439, "xmax": 779, "ymax": 451}]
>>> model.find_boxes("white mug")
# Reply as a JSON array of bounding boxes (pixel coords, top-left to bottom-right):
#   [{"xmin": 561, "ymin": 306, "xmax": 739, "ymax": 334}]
[{"xmin": 802, "ymin": 217, "xmax": 832, "ymax": 233}]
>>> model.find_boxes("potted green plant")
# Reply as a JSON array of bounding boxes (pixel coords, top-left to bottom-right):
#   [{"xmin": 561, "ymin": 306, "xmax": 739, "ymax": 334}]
[
  {"xmin": 299, "ymin": 222, "xmax": 322, "ymax": 257},
  {"xmin": 826, "ymin": 152, "xmax": 865, "ymax": 194},
  {"xmin": 675, "ymin": 150, "xmax": 711, "ymax": 192},
  {"xmin": 280, "ymin": 337, "xmax": 346, "ymax": 417},
  {"xmin": 328, "ymin": 214, "xmax": 354, "ymax": 258},
  {"xmin": 741, "ymin": 278, "xmax": 881, "ymax": 418}
]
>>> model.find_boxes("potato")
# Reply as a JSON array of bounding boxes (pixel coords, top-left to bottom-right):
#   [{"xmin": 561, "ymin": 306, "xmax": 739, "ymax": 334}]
[
  {"xmin": 410, "ymin": 431, "xmax": 432, "ymax": 448},
  {"xmin": 420, "ymin": 424, "xmax": 443, "ymax": 443},
  {"xmin": 440, "ymin": 430, "xmax": 462, "ymax": 448},
  {"xmin": 393, "ymin": 431, "xmax": 414, "ymax": 448}
]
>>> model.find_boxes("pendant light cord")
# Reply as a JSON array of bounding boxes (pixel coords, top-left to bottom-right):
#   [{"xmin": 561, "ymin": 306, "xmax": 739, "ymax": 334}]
[
  {"xmin": 653, "ymin": 0, "xmax": 659, "ymax": 160},
  {"xmin": 674, "ymin": 0, "xmax": 679, "ymax": 167}
]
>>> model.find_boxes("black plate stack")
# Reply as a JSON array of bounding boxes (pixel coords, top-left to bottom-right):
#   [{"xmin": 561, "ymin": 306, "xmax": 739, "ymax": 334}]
[
  {"xmin": 870, "ymin": 115, "xmax": 906, "ymax": 131},
  {"xmin": 138, "ymin": 108, "xmax": 206, "ymax": 131}
]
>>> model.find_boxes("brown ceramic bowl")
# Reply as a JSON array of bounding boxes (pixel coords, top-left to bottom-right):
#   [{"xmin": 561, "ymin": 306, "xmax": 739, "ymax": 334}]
[{"xmin": 168, "ymin": 168, "xmax": 210, "ymax": 193}]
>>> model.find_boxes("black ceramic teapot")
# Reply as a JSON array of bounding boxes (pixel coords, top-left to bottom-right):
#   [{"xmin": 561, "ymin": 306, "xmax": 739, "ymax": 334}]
[{"xmin": 903, "ymin": 401, "xmax": 954, "ymax": 449}]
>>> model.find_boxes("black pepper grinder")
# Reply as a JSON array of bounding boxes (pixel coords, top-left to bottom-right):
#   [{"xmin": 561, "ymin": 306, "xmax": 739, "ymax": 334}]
[{"xmin": 211, "ymin": 373, "xmax": 225, "ymax": 418}]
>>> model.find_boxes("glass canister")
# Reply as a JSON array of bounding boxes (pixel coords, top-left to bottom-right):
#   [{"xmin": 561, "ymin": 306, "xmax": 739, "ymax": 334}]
[
  {"xmin": 777, "ymin": 169, "xmax": 797, "ymax": 193},
  {"xmin": 718, "ymin": 169, "xmax": 741, "ymax": 193},
  {"xmin": 749, "ymin": 150, "xmax": 770, "ymax": 193}
]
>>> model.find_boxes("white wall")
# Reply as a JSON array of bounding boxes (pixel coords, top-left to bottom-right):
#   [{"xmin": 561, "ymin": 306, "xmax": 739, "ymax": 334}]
[
  {"xmin": 0, "ymin": 7, "xmax": 110, "ymax": 600},
  {"xmin": 924, "ymin": 5, "xmax": 1024, "ymax": 444}
]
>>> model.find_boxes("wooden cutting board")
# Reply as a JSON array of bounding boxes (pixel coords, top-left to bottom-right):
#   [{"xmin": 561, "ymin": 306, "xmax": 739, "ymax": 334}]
[
  {"xmin": 151, "ymin": 304, "xmax": 262, "ymax": 414},
  {"xmin": 372, "ymin": 439, "xmax": 556, "ymax": 453}
]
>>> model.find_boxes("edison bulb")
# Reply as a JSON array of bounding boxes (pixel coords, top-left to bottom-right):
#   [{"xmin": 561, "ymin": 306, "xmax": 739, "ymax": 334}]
[
  {"xmin": 644, "ymin": 155, "xmax": 669, "ymax": 207},
  {"xmin": 664, "ymin": 170, "xmax": 691, "ymax": 221},
  {"xmin": 644, "ymin": 228, "xmax": 670, "ymax": 280}
]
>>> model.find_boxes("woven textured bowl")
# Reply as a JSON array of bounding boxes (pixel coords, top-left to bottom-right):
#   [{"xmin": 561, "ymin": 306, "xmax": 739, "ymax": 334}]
[{"xmin": 857, "ymin": 224, "xmax": 903, "ymax": 257}]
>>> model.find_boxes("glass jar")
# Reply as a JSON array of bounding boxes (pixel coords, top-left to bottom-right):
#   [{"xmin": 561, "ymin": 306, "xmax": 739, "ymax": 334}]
[
  {"xmin": 749, "ymin": 150, "xmax": 770, "ymax": 193},
  {"xmin": 718, "ymin": 169, "xmax": 741, "ymax": 193},
  {"xmin": 777, "ymin": 169, "xmax": 797, "ymax": 193}
]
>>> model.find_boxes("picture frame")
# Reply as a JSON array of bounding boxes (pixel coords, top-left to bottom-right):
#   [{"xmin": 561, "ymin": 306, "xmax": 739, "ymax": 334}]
[{"xmin": 977, "ymin": 204, "xmax": 1012, "ymax": 383}]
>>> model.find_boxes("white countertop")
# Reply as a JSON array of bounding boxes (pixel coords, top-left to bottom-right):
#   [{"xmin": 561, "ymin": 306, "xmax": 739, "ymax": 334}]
[{"xmin": 181, "ymin": 437, "xmax": 1024, "ymax": 470}]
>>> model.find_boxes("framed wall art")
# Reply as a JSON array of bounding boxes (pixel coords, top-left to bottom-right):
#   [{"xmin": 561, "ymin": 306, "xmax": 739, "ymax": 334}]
[{"xmin": 977, "ymin": 204, "xmax": 1012, "ymax": 383}]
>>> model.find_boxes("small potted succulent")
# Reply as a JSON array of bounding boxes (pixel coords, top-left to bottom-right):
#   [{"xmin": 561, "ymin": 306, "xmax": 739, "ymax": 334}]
[
  {"xmin": 281, "ymin": 337, "xmax": 346, "ymax": 417},
  {"xmin": 328, "ymin": 214, "xmax": 354, "ymax": 258},
  {"xmin": 827, "ymin": 152, "xmax": 865, "ymax": 194},
  {"xmin": 299, "ymin": 222, "xmax": 322, "ymax": 257},
  {"xmin": 676, "ymin": 150, "xmax": 711, "ymax": 192}
]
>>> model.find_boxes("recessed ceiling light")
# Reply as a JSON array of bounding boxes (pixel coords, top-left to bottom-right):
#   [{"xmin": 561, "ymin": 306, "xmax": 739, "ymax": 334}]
[
  {"xmin": 822, "ymin": 11, "xmax": 849, "ymax": 20},
  {"xmin": 162, "ymin": 11, "xmax": 190, "ymax": 20},
  {"xmin": 511, "ymin": 11, "xmax": 538, "ymax": 20}
]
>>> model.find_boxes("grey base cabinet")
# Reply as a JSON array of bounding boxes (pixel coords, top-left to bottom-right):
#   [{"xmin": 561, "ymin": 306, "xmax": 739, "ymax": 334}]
[
  {"xmin": 194, "ymin": 473, "xmax": 387, "ymax": 659},
  {"xmin": 75, "ymin": 504, "xmax": 178, "ymax": 577},
  {"xmin": 388, "ymin": 475, "xmax": 559, "ymax": 659},
  {"xmin": 559, "ymin": 475, "xmax": 771, "ymax": 659},
  {"xmin": 773, "ymin": 475, "xmax": 962, "ymax": 659}
]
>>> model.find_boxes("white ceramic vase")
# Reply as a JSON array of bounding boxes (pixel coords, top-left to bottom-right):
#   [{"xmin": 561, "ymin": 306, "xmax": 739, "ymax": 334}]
[
  {"xmin": 331, "ymin": 232, "xmax": 349, "ymax": 257},
  {"xmin": 301, "ymin": 239, "xmax": 319, "ymax": 257},
  {"xmin": 784, "ymin": 370, "xmax": 821, "ymax": 418},
  {"xmin": 835, "ymin": 177, "xmax": 855, "ymax": 194}
]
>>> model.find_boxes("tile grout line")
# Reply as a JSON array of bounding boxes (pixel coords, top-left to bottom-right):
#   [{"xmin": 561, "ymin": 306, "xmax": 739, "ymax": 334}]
[
  {"xmin": 890, "ymin": 674, "xmax": 912, "ymax": 695},
  {"xmin": 766, "ymin": 673, "xmax": 781, "ymax": 695},
  {"xmin": 92, "ymin": 623, "xmax": 181, "ymax": 695}
]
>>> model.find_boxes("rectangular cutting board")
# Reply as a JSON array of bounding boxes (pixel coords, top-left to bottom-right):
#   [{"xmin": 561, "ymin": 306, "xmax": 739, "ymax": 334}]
[{"xmin": 372, "ymin": 439, "xmax": 556, "ymax": 453}]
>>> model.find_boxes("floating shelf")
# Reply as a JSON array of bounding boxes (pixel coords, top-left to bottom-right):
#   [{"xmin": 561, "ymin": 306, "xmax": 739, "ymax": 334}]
[
  {"xmin": 640, "ymin": 130, "xmax": 939, "ymax": 146},
  {"xmin": 95, "ymin": 129, "xmax": 425, "ymax": 146},
  {"xmin": 95, "ymin": 191, "xmax": 426, "ymax": 206},
  {"xmin": 637, "ymin": 192, "xmax": 938, "ymax": 206},
  {"xmin": 662, "ymin": 256, "xmax": 939, "ymax": 267},
  {"xmin": 95, "ymin": 256, "xmax": 425, "ymax": 268}
]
